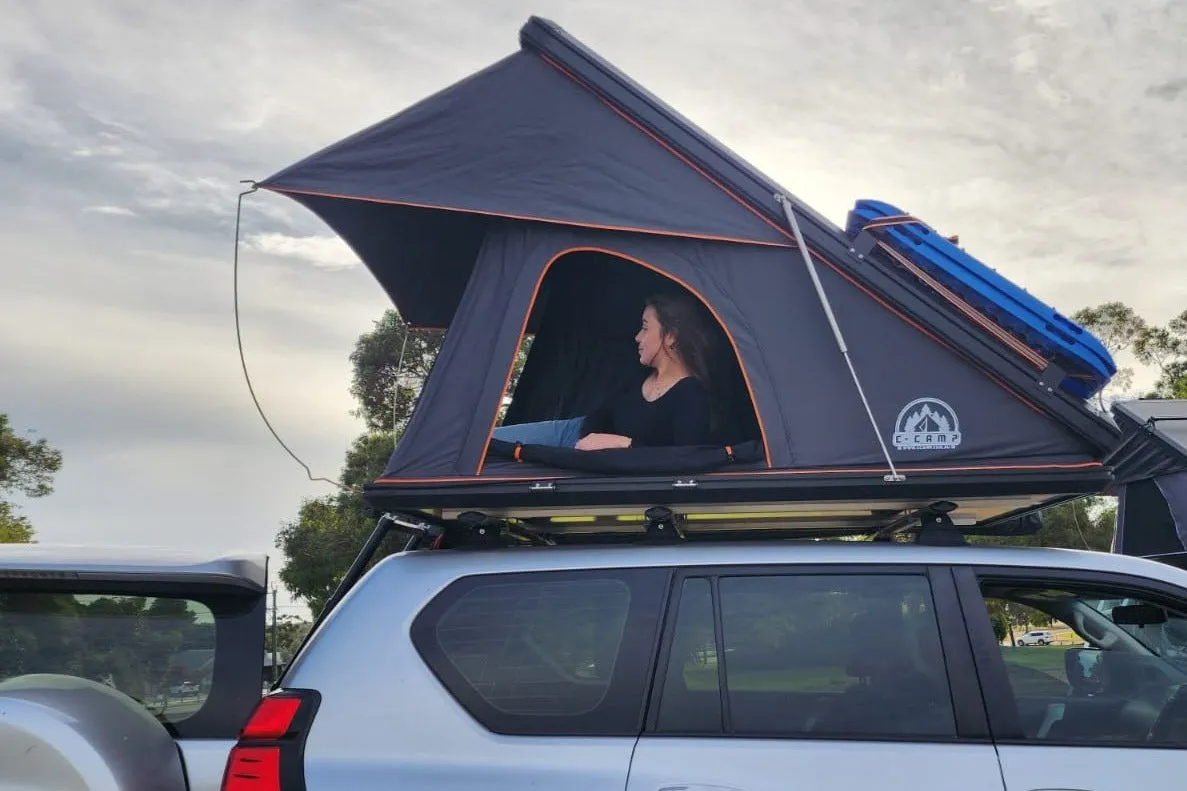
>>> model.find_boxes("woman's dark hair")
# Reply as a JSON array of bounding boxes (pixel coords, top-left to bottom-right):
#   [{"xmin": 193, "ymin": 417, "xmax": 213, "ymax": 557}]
[{"xmin": 645, "ymin": 291, "xmax": 715, "ymax": 391}]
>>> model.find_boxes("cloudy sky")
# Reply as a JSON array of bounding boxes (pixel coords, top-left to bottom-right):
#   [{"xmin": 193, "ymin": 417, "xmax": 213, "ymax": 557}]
[{"xmin": 2, "ymin": 0, "xmax": 1184, "ymax": 608}]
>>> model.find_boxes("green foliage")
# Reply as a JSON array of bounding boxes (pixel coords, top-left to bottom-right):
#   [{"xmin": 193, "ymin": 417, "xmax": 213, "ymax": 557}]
[
  {"xmin": 275, "ymin": 493, "xmax": 374, "ymax": 616},
  {"xmin": 348, "ymin": 311, "xmax": 445, "ymax": 434},
  {"xmin": 970, "ymin": 497, "xmax": 1115, "ymax": 552},
  {"xmin": 1074, "ymin": 304, "xmax": 1187, "ymax": 403},
  {"xmin": 0, "ymin": 413, "xmax": 63, "ymax": 543},
  {"xmin": 0, "ymin": 502, "xmax": 35, "ymax": 544},
  {"xmin": 265, "ymin": 614, "xmax": 312, "ymax": 662}
]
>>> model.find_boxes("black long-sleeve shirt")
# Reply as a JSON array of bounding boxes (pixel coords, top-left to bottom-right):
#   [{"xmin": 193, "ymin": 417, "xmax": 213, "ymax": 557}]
[{"xmin": 580, "ymin": 375, "xmax": 712, "ymax": 447}]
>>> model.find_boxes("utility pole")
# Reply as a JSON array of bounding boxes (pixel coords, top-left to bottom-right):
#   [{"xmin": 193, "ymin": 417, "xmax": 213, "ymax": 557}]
[{"xmin": 271, "ymin": 587, "xmax": 279, "ymax": 684}]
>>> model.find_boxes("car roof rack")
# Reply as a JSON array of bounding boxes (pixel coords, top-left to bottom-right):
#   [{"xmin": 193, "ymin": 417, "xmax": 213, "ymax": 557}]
[{"xmin": 278, "ymin": 493, "xmax": 1066, "ymax": 674}]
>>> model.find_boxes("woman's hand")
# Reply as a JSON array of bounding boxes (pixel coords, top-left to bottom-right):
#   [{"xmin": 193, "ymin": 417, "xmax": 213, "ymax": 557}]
[{"xmin": 575, "ymin": 433, "xmax": 633, "ymax": 451}]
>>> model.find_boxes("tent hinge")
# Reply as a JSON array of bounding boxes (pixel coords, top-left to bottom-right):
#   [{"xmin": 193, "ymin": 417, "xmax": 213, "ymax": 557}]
[
  {"xmin": 851, "ymin": 230, "xmax": 878, "ymax": 260},
  {"xmin": 673, "ymin": 479, "xmax": 698, "ymax": 489},
  {"xmin": 529, "ymin": 481, "xmax": 556, "ymax": 492},
  {"xmin": 1038, "ymin": 361, "xmax": 1068, "ymax": 394}
]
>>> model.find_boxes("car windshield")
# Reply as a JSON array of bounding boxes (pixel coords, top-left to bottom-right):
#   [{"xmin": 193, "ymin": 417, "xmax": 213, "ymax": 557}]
[{"xmin": 1081, "ymin": 597, "xmax": 1187, "ymax": 669}]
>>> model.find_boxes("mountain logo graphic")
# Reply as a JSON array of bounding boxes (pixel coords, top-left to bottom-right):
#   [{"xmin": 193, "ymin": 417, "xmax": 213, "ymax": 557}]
[{"xmin": 892, "ymin": 398, "xmax": 961, "ymax": 451}]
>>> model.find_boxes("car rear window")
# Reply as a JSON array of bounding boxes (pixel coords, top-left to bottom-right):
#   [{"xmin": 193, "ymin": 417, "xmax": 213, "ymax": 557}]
[
  {"xmin": 0, "ymin": 591, "xmax": 216, "ymax": 725},
  {"xmin": 412, "ymin": 568, "xmax": 669, "ymax": 735}
]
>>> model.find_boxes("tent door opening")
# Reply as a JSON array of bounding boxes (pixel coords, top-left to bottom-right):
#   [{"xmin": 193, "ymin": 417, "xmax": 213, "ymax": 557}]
[{"xmin": 491, "ymin": 249, "xmax": 765, "ymax": 461}]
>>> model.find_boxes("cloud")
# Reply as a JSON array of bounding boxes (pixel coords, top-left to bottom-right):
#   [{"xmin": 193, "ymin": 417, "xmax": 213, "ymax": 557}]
[
  {"xmin": 83, "ymin": 204, "xmax": 136, "ymax": 216},
  {"xmin": 246, "ymin": 232, "xmax": 361, "ymax": 271}
]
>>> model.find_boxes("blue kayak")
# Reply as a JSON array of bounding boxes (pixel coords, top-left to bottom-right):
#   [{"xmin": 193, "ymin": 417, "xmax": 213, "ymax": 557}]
[{"xmin": 846, "ymin": 199, "xmax": 1116, "ymax": 401}]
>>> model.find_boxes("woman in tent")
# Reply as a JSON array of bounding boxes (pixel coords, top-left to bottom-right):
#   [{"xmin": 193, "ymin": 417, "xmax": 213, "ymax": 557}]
[{"xmin": 493, "ymin": 292, "xmax": 714, "ymax": 450}]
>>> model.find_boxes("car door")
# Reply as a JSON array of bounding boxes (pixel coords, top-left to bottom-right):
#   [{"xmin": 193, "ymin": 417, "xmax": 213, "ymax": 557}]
[
  {"xmin": 626, "ymin": 563, "xmax": 1005, "ymax": 791},
  {"xmin": 953, "ymin": 564, "xmax": 1187, "ymax": 791}
]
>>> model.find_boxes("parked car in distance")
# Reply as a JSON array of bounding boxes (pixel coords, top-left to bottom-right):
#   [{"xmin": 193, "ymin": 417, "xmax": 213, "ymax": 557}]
[{"xmin": 1016, "ymin": 629, "xmax": 1055, "ymax": 646}]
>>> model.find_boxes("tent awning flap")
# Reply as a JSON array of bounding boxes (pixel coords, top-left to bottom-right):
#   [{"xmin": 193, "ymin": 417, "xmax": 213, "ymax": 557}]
[
  {"xmin": 1111, "ymin": 401, "xmax": 1187, "ymax": 566},
  {"xmin": 259, "ymin": 50, "xmax": 789, "ymax": 244}
]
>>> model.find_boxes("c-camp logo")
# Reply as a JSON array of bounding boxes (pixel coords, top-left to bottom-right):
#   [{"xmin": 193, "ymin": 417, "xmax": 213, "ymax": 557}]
[{"xmin": 893, "ymin": 397, "xmax": 961, "ymax": 451}]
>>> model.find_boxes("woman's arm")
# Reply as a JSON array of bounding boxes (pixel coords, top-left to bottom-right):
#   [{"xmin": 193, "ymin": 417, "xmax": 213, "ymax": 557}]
[{"xmin": 575, "ymin": 433, "xmax": 632, "ymax": 451}]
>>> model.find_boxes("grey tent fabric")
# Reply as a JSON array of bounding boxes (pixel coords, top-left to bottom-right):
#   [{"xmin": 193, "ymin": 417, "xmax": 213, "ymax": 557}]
[
  {"xmin": 260, "ymin": 51, "xmax": 788, "ymax": 327},
  {"xmin": 1111, "ymin": 400, "xmax": 1187, "ymax": 565},
  {"xmin": 258, "ymin": 15, "xmax": 1119, "ymax": 502},
  {"xmin": 379, "ymin": 222, "xmax": 1100, "ymax": 480}
]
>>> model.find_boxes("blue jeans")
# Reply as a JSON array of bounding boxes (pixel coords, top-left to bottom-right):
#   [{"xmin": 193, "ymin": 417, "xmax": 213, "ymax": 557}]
[{"xmin": 493, "ymin": 417, "xmax": 586, "ymax": 448}]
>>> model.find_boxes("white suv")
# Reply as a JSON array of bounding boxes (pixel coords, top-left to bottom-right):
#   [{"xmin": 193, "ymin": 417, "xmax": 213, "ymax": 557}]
[{"xmin": 1016, "ymin": 629, "xmax": 1055, "ymax": 646}]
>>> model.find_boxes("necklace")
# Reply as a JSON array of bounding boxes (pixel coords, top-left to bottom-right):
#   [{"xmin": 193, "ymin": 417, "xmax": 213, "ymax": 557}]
[{"xmin": 645, "ymin": 374, "xmax": 682, "ymax": 401}]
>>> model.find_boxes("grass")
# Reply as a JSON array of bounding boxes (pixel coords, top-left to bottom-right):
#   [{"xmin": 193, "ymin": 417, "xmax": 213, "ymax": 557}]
[
  {"xmin": 685, "ymin": 664, "xmax": 862, "ymax": 692},
  {"xmin": 679, "ymin": 646, "xmax": 1075, "ymax": 698},
  {"xmin": 999, "ymin": 646, "xmax": 1071, "ymax": 696}
]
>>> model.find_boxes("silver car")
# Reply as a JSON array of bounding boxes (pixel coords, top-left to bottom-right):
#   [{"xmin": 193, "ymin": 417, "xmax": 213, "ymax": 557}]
[{"xmin": 8, "ymin": 531, "xmax": 1187, "ymax": 791}]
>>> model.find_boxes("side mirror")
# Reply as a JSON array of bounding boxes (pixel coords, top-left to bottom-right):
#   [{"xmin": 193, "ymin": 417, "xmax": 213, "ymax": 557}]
[
  {"xmin": 1112, "ymin": 604, "xmax": 1168, "ymax": 626},
  {"xmin": 1064, "ymin": 648, "xmax": 1105, "ymax": 693}
]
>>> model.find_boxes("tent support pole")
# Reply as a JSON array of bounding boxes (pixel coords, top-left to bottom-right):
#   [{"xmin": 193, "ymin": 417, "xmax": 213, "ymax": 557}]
[{"xmin": 775, "ymin": 193, "xmax": 905, "ymax": 483}]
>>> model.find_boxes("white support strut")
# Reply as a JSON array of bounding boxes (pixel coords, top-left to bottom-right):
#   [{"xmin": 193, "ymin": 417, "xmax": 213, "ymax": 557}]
[{"xmin": 774, "ymin": 193, "xmax": 905, "ymax": 483}]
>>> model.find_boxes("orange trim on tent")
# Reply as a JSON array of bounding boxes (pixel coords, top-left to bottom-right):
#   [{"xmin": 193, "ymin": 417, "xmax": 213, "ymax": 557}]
[
  {"xmin": 474, "ymin": 245, "xmax": 775, "ymax": 474},
  {"xmin": 259, "ymin": 186, "xmax": 791, "ymax": 249}
]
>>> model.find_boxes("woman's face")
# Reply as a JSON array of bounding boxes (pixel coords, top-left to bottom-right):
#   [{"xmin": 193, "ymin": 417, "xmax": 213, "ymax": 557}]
[{"xmin": 635, "ymin": 306, "xmax": 670, "ymax": 367}]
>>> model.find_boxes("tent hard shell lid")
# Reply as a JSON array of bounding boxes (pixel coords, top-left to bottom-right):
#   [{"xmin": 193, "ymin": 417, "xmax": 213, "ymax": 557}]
[
  {"xmin": 258, "ymin": 16, "xmax": 1120, "ymax": 530},
  {"xmin": 1109, "ymin": 400, "xmax": 1187, "ymax": 569}
]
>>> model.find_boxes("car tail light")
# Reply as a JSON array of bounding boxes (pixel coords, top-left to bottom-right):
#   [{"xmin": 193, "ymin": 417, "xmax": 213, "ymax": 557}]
[{"xmin": 222, "ymin": 690, "xmax": 320, "ymax": 791}]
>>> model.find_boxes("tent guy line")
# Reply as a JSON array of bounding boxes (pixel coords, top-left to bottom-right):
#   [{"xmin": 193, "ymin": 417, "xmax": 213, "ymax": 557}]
[{"xmin": 233, "ymin": 179, "xmax": 354, "ymax": 493}]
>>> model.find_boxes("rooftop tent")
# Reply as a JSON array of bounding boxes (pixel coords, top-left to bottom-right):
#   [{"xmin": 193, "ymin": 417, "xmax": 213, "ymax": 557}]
[
  {"xmin": 1109, "ymin": 400, "xmax": 1187, "ymax": 569},
  {"xmin": 258, "ymin": 16, "xmax": 1119, "ymax": 527}
]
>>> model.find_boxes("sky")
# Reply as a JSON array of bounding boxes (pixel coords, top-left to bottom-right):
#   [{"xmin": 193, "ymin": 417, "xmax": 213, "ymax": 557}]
[{"xmin": 2, "ymin": 0, "xmax": 1184, "ymax": 612}]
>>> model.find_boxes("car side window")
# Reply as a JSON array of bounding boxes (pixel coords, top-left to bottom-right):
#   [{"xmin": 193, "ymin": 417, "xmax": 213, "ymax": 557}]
[
  {"xmin": 411, "ymin": 568, "xmax": 668, "ymax": 736},
  {"xmin": 0, "ymin": 591, "xmax": 216, "ymax": 725},
  {"xmin": 655, "ymin": 572, "xmax": 957, "ymax": 739},
  {"xmin": 977, "ymin": 578, "xmax": 1187, "ymax": 746}
]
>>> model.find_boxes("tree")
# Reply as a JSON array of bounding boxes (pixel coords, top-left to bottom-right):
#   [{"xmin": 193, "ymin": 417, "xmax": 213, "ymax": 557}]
[
  {"xmin": 276, "ymin": 492, "xmax": 374, "ymax": 616},
  {"xmin": 0, "ymin": 413, "xmax": 63, "ymax": 543},
  {"xmin": 971, "ymin": 497, "xmax": 1116, "ymax": 552},
  {"xmin": 1131, "ymin": 309, "xmax": 1187, "ymax": 398},
  {"xmin": 1072, "ymin": 302, "xmax": 1146, "ymax": 412},
  {"xmin": 348, "ymin": 311, "xmax": 445, "ymax": 434},
  {"xmin": 1073, "ymin": 303, "xmax": 1187, "ymax": 403},
  {"xmin": 0, "ymin": 502, "xmax": 35, "ymax": 544},
  {"xmin": 265, "ymin": 614, "xmax": 312, "ymax": 662}
]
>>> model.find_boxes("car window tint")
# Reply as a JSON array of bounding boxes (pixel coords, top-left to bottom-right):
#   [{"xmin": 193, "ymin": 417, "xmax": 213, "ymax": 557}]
[
  {"xmin": 0, "ymin": 592, "xmax": 216, "ymax": 725},
  {"xmin": 433, "ymin": 577, "xmax": 631, "ymax": 716},
  {"xmin": 656, "ymin": 572, "xmax": 956, "ymax": 739},
  {"xmin": 656, "ymin": 577, "xmax": 721, "ymax": 732},
  {"xmin": 980, "ymin": 581, "xmax": 1187, "ymax": 746}
]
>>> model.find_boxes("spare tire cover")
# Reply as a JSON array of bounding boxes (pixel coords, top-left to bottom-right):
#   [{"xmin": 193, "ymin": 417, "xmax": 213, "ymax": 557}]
[{"xmin": 0, "ymin": 673, "xmax": 188, "ymax": 791}]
